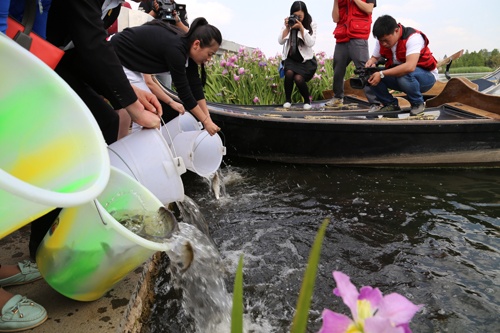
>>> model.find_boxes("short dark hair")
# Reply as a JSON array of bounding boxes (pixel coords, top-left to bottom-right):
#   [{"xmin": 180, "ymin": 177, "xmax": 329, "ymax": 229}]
[{"xmin": 372, "ymin": 15, "xmax": 398, "ymax": 39}]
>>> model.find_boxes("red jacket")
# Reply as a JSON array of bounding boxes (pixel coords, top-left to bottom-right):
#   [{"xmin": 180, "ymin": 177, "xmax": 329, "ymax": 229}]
[
  {"xmin": 333, "ymin": 0, "xmax": 372, "ymax": 43},
  {"xmin": 379, "ymin": 24, "xmax": 437, "ymax": 71}
]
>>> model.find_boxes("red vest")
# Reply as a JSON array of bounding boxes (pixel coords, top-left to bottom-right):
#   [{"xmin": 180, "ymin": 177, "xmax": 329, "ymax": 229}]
[
  {"xmin": 333, "ymin": 0, "xmax": 372, "ymax": 43},
  {"xmin": 379, "ymin": 24, "xmax": 437, "ymax": 71}
]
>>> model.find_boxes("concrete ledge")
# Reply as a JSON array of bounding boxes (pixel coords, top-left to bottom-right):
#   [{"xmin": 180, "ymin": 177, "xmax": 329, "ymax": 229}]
[{"xmin": 0, "ymin": 226, "xmax": 157, "ymax": 333}]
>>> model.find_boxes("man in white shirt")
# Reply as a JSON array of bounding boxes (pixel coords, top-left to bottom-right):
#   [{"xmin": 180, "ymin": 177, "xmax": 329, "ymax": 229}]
[{"xmin": 366, "ymin": 15, "xmax": 438, "ymax": 116}]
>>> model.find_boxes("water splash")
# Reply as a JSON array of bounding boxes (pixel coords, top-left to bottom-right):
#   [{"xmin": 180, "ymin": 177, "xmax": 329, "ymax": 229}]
[{"xmin": 167, "ymin": 222, "xmax": 232, "ymax": 333}]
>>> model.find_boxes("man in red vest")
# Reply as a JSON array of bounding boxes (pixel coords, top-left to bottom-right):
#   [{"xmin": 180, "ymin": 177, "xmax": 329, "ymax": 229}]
[
  {"xmin": 366, "ymin": 15, "xmax": 438, "ymax": 116},
  {"xmin": 326, "ymin": 0, "xmax": 379, "ymax": 111}
]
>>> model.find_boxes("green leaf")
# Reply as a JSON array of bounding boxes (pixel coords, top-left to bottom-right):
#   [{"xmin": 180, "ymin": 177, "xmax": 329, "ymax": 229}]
[
  {"xmin": 290, "ymin": 219, "xmax": 330, "ymax": 333},
  {"xmin": 231, "ymin": 254, "xmax": 244, "ymax": 333}
]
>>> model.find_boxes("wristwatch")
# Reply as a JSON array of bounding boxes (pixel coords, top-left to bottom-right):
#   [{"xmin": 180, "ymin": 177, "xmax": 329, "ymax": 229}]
[{"xmin": 379, "ymin": 71, "xmax": 385, "ymax": 79}]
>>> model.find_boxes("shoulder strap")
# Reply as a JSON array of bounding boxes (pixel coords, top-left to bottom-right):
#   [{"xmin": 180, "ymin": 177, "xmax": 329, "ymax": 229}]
[
  {"xmin": 13, "ymin": 0, "xmax": 38, "ymax": 50},
  {"xmin": 21, "ymin": 0, "xmax": 37, "ymax": 34}
]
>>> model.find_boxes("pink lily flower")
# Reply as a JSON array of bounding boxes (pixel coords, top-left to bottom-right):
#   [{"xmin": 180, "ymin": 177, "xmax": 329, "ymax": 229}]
[{"xmin": 319, "ymin": 272, "xmax": 423, "ymax": 333}]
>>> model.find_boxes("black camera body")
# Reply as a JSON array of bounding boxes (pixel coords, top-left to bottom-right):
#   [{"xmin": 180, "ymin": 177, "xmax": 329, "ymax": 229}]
[
  {"xmin": 287, "ymin": 15, "xmax": 299, "ymax": 27},
  {"xmin": 349, "ymin": 67, "xmax": 383, "ymax": 89},
  {"xmin": 157, "ymin": 0, "xmax": 186, "ymax": 23}
]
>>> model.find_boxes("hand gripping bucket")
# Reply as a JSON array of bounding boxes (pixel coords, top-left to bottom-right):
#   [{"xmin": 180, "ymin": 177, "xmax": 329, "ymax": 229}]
[
  {"xmin": 160, "ymin": 112, "xmax": 202, "ymax": 145},
  {"xmin": 107, "ymin": 128, "xmax": 186, "ymax": 204},
  {"xmin": 0, "ymin": 35, "xmax": 110, "ymax": 238},
  {"xmin": 172, "ymin": 130, "xmax": 226, "ymax": 178},
  {"xmin": 36, "ymin": 166, "xmax": 172, "ymax": 301}
]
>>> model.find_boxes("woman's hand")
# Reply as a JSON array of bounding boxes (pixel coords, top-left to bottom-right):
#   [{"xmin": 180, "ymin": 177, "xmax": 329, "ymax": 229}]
[
  {"xmin": 125, "ymin": 100, "xmax": 161, "ymax": 128},
  {"xmin": 126, "ymin": 85, "xmax": 162, "ymax": 128},
  {"xmin": 132, "ymin": 85, "xmax": 163, "ymax": 117},
  {"xmin": 202, "ymin": 117, "xmax": 221, "ymax": 136},
  {"xmin": 168, "ymin": 100, "xmax": 185, "ymax": 115}
]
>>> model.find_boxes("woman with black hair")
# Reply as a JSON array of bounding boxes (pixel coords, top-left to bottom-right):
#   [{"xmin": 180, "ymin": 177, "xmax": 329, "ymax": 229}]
[
  {"xmin": 110, "ymin": 17, "xmax": 222, "ymax": 135},
  {"xmin": 278, "ymin": 1, "xmax": 317, "ymax": 110}
]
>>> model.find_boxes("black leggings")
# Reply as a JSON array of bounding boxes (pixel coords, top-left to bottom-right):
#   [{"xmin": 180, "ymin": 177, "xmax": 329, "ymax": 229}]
[{"xmin": 284, "ymin": 70, "xmax": 310, "ymax": 104}]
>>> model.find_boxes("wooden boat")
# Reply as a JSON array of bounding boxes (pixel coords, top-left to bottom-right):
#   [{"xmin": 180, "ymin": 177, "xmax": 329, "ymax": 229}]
[{"xmin": 157, "ymin": 70, "xmax": 500, "ymax": 167}]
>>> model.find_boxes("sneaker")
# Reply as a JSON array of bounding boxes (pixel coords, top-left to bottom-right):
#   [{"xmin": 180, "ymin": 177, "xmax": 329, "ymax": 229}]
[
  {"xmin": 283, "ymin": 102, "xmax": 291, "ymax": 108},
  {"xmin": 303, "ymin": 103, "xmax": 312, "ymax": 110},
  {"xmin": 410, "ymin": 103, "xmax": 425, "ymax": 116},
  {"xmin": 325, "ymin": 97, "xmax": 343, "ymax": 107},
  {"xmin": 379, "ymin": 104, "xmax": 401, "ymax": 112},
  {"xmin": 0, "ymin": 295, "xmax": 47, "ymax": 332},
  {"xmin": 0, "ymin": 261, "xmax": 42, "ymax": 287},
  {"xmin": 368, "ymin": 104, "xmax": 381, "ymax": 112}
]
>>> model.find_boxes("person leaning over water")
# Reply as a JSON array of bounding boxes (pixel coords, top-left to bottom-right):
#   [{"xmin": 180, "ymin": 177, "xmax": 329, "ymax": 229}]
[
  {"xmin": 23, "ymin": 0, "xmax": 163, "ymax": 316},
  {"xmin": 326, "ymin": 0, "xmax": 379, "ymax": 111},
  {"xmin": 278, "ymin": 1, "xmax": 317, "ymax": 110},
  {"xmin": 110, "ymin": 17, "xmax": 222, "ymax": 135},
  {"xmin": 365, "ymin": 15, "xmax": 438, "ymax": 116}
]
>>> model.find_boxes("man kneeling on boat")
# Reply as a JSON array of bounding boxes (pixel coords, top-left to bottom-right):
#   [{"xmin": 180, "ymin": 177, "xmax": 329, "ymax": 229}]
[{"xmin": 365, "ymin": 15, "xmax": 438, "ymax": 116}]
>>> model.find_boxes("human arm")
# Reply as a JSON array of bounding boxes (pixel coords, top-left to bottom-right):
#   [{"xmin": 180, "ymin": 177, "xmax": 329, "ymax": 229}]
[
  {"xmin": 144, "ymin": 74, "xmax": 185, "ymax": 115},
  {"xmin": 49, "ymin": 0, "xmax": 160, "ymax": 128},
  {"xmin": 173, "ymin": 11, "xmax": 189, "ymax": 32},
  {"xmin": 297, "ymin": 20, "xmax": 316, "ymax": 47},
  {"xmin": 367, "ymin": 34, "xmax": 423, "ymax": 85},
  {"xmin": 190, "ymin": 100, "xmax": 220, "ymax": 136},
  {"xmin": 332, "ymin": 0, "xmax": 340, "ymax": 23},
  {"xmin": 140, "ymin": 0, "xmax": 158, "ymax": 18},
  {"xmin": 279, "ymin": 17, "xmax": 291, "ymax": 43},
  {"xmin": 169, "ymin": 56, "xmax": 220, "ymax": 135},
  {"xmin": 126, "ymin": 85, "xmax": 162, "ymax": 128},
  {"xmin": 352, "ymin": 0, "xmax": 375, "ymax": 15}
]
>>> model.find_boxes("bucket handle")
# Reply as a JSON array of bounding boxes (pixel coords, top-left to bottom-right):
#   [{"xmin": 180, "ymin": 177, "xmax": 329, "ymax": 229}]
[
  {"xmin": 107, "ymin": 146, "xmax": 140, "ymax": 182},
  {"xmin": 94, "ymin": 199, "xmax": 107, "ymax": 226},
  {"xmin": 160, "ymin": 117, "xmax": 179, "ymax": 158}
]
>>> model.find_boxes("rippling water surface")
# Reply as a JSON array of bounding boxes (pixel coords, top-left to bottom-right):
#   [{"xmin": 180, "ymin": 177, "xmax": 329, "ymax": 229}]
[{"xmin": 148, "ymin": 160, "xmax": 500, "ymax": 333}]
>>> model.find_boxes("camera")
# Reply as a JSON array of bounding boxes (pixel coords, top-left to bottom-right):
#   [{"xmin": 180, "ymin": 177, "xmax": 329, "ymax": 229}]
[
  {"xmin": 157, "ymin": 0, "xmax": 186, "ymax": 23},
  {"xmin": 287, "ymin": 15, "xmax": 299, "ymax": 27},
  {"xmin": 349, "ymin": 67, "xmax": 383, "ymax": 89}
]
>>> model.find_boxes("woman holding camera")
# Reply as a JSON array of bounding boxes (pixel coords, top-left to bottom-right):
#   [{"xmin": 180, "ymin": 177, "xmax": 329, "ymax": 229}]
[{"xmin": 278, "ymin": 1, "xmax": 317, "ymax": 110}]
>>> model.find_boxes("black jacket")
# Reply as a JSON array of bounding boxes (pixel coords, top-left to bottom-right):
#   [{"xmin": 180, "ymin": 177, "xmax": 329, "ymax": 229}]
[{"xmin": 46, "ymin": 0, "xmax": 136, "ymax": 109}]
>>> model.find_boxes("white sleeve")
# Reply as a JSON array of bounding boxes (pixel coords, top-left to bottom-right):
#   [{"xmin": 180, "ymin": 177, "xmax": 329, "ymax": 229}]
[
  {"xmin": 406, "ymin": 33, "xmax": 425, "ymax": 56},
  {"xmin": 372, "ymin": 40, "xmax": 381, "ymax": 58}
]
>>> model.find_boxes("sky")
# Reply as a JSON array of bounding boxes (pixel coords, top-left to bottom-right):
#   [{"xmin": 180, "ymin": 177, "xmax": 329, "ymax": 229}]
[{"xmin": 130, "ymin": 0, "xmax": 499, "ymax": 61}]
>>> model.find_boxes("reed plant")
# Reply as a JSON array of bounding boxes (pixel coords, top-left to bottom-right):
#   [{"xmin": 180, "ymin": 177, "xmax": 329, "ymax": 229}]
[{"xmin": 205, "ymin": 47, "xmax": 355, "ymax": 105}]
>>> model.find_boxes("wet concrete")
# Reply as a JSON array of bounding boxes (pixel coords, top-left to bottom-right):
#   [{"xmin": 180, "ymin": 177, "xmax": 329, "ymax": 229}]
[{"xmin": 0, "ymin": 226, "xmax": 158, "ymax": 333}]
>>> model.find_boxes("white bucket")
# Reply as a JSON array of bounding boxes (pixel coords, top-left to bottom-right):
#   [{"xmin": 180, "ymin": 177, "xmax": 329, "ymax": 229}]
[
  {"xmin": 172, "ymin": 130, "xmax": 226, "ymax": 178},
  {"xmin": 36, "ymin": 166, "xmax": 172, "ymax": 301},
  {"xmin": 161, "ymin": 112, "xmax": 202, "ymax": 145},
  {"xmin": 0, "ymin": 35, "xmax": 110, "ymax": 238},
  {"xmin": 107, "ymin": 128, "xmax": 185, "ymax": 204}
]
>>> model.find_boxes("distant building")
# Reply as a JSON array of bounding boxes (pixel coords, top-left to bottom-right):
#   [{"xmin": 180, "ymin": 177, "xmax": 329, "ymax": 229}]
[{"xmin": 218, "ymin": 39, "xmax": 255, "ymax": 55}]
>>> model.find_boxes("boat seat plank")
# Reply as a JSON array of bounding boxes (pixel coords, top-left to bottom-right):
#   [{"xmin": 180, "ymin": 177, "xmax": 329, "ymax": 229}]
[
  {"xmin": 426, "ymin": 78, "xmax": 500, "ymax": 116},
  {"xmin": 445, "ymin": 102, "xmax": 500, "ymax": 120},
  {"xmin": 436, "ymin": 49, "xmax": 464, "ymax": 68}
]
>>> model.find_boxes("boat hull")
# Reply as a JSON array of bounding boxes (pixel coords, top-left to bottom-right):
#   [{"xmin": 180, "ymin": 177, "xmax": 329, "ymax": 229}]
[{"xmin": 210, "ymin": 108, "xmax": 500, "ymax": 166}]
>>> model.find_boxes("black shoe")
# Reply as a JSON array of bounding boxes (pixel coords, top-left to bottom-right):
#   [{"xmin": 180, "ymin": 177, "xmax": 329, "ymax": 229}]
[
  {"xmin": 379, "ymin": 104, "xmax": 401, "ymax": 112},
  {"xmin": 410, "ymin": 103, "xmax": 425, "ymax": 116}
]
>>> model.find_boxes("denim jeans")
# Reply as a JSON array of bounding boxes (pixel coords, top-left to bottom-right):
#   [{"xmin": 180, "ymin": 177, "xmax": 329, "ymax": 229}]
[{"xmin": 368, "ymin": 67, "xmax": 436, "ymax": 106}]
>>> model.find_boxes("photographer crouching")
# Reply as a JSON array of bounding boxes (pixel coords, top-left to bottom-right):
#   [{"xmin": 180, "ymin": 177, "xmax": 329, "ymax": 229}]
[{"xmin": 365, "ymin": 15, "xmax": 438, "ymax": 116}]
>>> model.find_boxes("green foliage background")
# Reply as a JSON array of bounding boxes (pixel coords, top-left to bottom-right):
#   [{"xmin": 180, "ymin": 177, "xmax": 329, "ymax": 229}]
[
  {"xmin": 204, "ymin": 47, "xmax": 498, "ymax": 105},
  {"xmin": 204, "ymin": 48, "xmax": 354, "ymax": 105}
]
